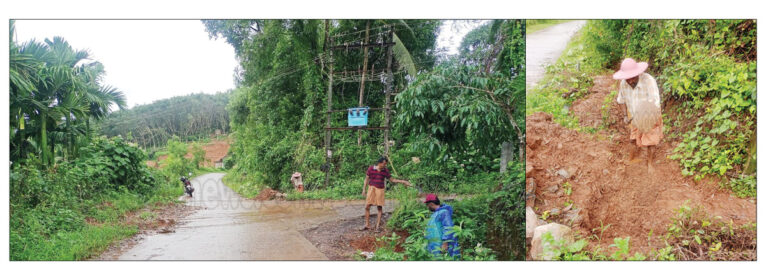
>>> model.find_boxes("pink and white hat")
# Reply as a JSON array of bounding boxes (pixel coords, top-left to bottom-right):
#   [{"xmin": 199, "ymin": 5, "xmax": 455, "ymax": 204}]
[{"xmin": 612, "ymin": 58, "xmax": 648, "ymax": 80}]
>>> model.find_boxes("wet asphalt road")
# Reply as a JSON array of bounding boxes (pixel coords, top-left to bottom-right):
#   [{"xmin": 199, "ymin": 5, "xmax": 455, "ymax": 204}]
[
  {"xmin": 118, "ymin": 173, "xmax": 393, "ymax": 260},
  {"xmin": 526, "ymin": 20, "xmax": 586, "ymax": 88}
]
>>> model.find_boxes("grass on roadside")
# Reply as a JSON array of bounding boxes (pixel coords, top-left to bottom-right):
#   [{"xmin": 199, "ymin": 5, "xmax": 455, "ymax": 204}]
[
  {"xmin": 10, "ymin": 179, "xmax": 184, "ymax": 261},
  {"xmin": 526, "ymin": 20, "xmax": 573, "ymax": 34},
  {"xmin": 526, "ymin": 25, "xmax": 609, "ymax": 130}
]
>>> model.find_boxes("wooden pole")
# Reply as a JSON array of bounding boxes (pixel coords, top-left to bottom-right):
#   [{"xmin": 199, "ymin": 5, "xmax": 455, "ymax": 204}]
[
  {"xmin": 324, "ymin": 22, "xmax": 333, "ymax": 188},
  {"xmin": 357, "ymin": 21, "xmax": 370, "ymax": 146},
  {"xmin": 384, "ymin": 26, "xmax": 394, "ymax": 157}
]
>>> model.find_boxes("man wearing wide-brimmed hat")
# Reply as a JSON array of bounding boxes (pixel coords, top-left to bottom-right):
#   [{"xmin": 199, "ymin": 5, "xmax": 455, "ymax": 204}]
[{"xmin": 613, "ymin": 58, "xmax": 663, "ymax": 171}]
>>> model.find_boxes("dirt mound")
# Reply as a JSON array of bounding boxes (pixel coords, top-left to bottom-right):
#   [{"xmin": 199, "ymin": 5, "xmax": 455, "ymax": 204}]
[
  {"xmin": 301, "ymin": 213, "xmax": 397, "ymax": 260},
  {"xmin": 153, "ymin": 139, "xmax": 230, "ymax": 168},
  {"xmin": 526, "ymin": 75, "xmax": 756, "ymax": 255},
  {"xmin": 200, "ymin": 139, "xmax": 230, "ymax": 166},
  {"xmin": 571, "ymin": 75, "xmax": 617, "ymax": 128},
  {"xmin": 350, "ymin": 235, "xmax": 380, "ymax": 252},
  {"xmin": 254, "ymin": 188, "xmax": 281, "ymax": 200}
]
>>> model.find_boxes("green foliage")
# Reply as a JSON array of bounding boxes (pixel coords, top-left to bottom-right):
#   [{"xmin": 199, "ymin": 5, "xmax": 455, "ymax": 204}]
[
  {"xmin": 544, "ymin": 201, "xmax": 755, "ymax": 261},
  {"xmin": 191, "ymin": 143, "xmax": 206, "ymax": 169},
  {"xmin": 541, "ymin": 234, "xmax": 653, "ymax": 261},
  {"xmin": 526, "ymin": 28, "xmax": 603, "ymax": 129},
  {"xmin": 99, "ymin": 92, "xmax": 231, "ymax": 148},
  {"xmin": 539, "ymin": 232, "xmax": 591, "ymax": 260},
  {"xmin": 10, "ymin": 21, "xmax": 126, "ymax": 166},
  {"xmin": 601, "ymin": 90, "xmax": 618, "ymax": 127},
  {"xmin": 284, "ymin": 178, "xmax": 364, "ymax": 200},
  {"xmin": 81, "ymin": 136, "xmax": 158, "ymax": 193},
  {"xmin": 720, "ymin": 175, "xmax": 756, "ymax": 198},
  {"xmin": 395, "ymin": 19, "xmax": 525, "ymax": 176},
  {"xmin": 221, "ymin": 171, "xmax": 264, "ymax": 198},
  {"xmin": 162, "ymin": 137, "xmax": 195, "ymax": 177},
  {"xmin": 667, "ymin": 57, "xmax": 756, "ymax": 182},
  {"xmin": 665, "ymin": 202, "xmax": 756, "ymax": 260},
  {"xmin": 395, "ymin": 57, "xmax": 520, "ymax": 168},
  {"xmin": 377, "ymin": 162, "xmax": 525, "ymax": 260},
  {"xmin": 570, "ymin": 20, "xmax": 756, "ymax": 194},
  {"xmin": 526, "ymin": 20, "xmax": 572, "ymax": 34},
  {"xmin": 212, "ymin": 20, "xmax": 505, "ymax": 197},
  {"xmin": 10, "ymin": 136, "xmax": 182, "ymax": 260}
]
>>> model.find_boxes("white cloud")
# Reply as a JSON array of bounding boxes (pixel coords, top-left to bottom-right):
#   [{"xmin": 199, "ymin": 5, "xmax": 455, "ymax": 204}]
[
  {"xmin": 13, "ymin": 20, "xmax": 239, "ymax": 108},
  {"xmin": 437, "ymin": 20, "xmax": 490, "ymax": 55},
  {"xmin": 12, "ymin": 19, "xmax": 484, "ymax": 108}
]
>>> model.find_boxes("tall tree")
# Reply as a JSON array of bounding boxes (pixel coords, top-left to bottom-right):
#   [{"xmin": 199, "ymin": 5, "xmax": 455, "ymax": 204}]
[{"xmin": 10, "ymin": 23, "xmax": 125, "ymax": 165}]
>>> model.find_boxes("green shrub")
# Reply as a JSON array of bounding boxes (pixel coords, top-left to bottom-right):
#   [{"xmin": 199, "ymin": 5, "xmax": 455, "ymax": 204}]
[
  {"xmin": 579, "ymin": 19, "xmax": 756, "ymax": 194},
  {"xmin": 376, "ymin": 162, "xmax": 524, "ymax": 260},
  {"xmin": 10, "ymin": 136, "xmax": 181, "ymax": 260}
]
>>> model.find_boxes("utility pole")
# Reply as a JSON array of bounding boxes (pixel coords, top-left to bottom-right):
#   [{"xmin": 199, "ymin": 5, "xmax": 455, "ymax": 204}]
[
  {"xmin": 324, "ymin": 22, "xmax": 333, "ymax": 188},
  {"xmin": 324, "ymin": 24, "xmax": 395, "ymax": 186},
  {"xmin": 383, "ymin": 27, "xmax": 394, "ymax": 157},
  {"xmin": 357, "ymin": 20, "xmax": 370, "ymax": 146}
]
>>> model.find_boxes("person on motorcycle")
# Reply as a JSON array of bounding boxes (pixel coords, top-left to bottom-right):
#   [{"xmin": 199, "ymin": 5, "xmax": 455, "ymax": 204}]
[{"xmin": 180, "ymin": 176, "xmax": 194, "ymax": 197}]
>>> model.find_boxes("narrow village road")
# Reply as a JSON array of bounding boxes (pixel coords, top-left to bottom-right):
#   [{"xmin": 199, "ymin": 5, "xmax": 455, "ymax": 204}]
[
  {"xmin": 118, "ymin": 173, "xmax": 387, "ymax": 260},
  {"xmin": 526, "ymin": 20, "xmax": 586, "ymax": 88}
]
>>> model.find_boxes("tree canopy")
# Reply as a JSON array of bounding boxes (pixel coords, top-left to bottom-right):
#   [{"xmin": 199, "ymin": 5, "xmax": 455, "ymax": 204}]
[
  {"xmin": 98, "ymin": 92, "xmax": 231, "ymax": 149},
  {"xmin": 9, "ymin": 20, "xmax": 126, "ymax": 166}
]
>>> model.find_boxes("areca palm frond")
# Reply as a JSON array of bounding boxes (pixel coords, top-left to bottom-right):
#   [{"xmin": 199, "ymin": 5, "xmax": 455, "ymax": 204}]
[
  {"xmin": 392, "ymin": 33, "xmax": 417, "ymax": 76},
  {"xmin": 86, "ymin": 85, "xmax": 126, "ymax": 119},
  {"xmin": 10, "ymin": 29, "xmax": 123, "ymax": 165},
  {"xmin": 45, "ymin": 37, "xmax": 91, "ymax": 67},
  {"xmin": 374, "ymin": 19, "xmax": 419, "ymax": 76}
]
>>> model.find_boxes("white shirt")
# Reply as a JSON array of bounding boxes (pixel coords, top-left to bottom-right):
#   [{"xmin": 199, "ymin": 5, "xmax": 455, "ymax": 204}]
[{"xmin": 617, "ymin": 73, "xmax": 661, "ymax": 119}]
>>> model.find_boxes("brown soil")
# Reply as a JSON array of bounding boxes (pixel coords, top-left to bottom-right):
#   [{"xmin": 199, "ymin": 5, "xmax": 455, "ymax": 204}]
[
  {"xmin": 526, "ymin": 75, "xmax": 756, "ymax": 256},
  {"xmin": 93, "ymin": 201, "xmax": 198, "ymax": 260},
  {"xmin": 199, "ymin": 139, "xmax": 230, "ymax": 166},
  {"xmin": 254, "ymin": 187, "xmax": 286, "ymax": 201},
  {"xmin": 155, "ymin": 139, "xmax": 230, "ymax": 168},
  {"xmin": 302, "ymin": 213, "xmax": 407, "ymax": 260}
]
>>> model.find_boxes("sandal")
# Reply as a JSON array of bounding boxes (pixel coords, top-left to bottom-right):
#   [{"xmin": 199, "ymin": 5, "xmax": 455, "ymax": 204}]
[{"xmin": 360, "ymin": 226, "xmax": 371, "ymax": 231}]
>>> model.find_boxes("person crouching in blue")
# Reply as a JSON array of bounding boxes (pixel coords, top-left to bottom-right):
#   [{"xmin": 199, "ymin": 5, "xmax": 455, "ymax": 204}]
[{"xmin": 424, "ymin": 193, "xmax": 460, "ymax": 259}]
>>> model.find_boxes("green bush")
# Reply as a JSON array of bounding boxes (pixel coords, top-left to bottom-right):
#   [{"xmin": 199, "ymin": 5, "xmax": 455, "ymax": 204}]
[
  {"xmin": 10, "ymin": 136, "xmax": 181, "ymax": 260},
  {"xmin": 376, "ymin": 162, "xmax": 524, "ymax": 260},
  {"xmin": 576, "ymin": 19, "xmax": 756, "ymax": 194}
]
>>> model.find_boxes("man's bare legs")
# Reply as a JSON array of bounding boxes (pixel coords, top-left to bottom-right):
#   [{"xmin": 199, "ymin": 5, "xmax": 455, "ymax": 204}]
[
  {"xmin": 363, "ymin": 204, "xmax": 372, "ymax": 230},
  {"xmin": 629, "ymin": 145, "xmax": 640, "ymax": 162},
  {"xmin": 628, "ymin": 138, "xmax": 642, "ymax": 163},
  {"xmin": 363, "ymin": 204, "xmax": 383, "ymax": 231},
  {"xmin": 647, "ymin": 145, "xmax": 655, "ymax": 172},
  {"xmin": 375, "ymin": 206, "xmax": 383, "ymax": 232}
]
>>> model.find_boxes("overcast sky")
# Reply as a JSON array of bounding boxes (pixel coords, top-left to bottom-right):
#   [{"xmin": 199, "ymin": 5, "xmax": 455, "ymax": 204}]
[{"xmin": 13, "ymin": 20, "xmax": 485, "ymax": 108}]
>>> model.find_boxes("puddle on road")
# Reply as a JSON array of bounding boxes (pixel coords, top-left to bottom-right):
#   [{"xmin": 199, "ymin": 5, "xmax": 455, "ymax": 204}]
[{"xmin": 117, "ymin": 173, "xmax": 393, "ymax": 260}]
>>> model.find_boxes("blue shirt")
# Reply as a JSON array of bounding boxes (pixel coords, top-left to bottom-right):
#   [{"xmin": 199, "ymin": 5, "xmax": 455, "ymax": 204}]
[{"xmin": 425, "ymin": 204, "xmax": 460, "ymax": 258}]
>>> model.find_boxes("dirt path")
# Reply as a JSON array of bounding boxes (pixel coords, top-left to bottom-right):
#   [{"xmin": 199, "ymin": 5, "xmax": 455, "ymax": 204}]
[
  {"xmin": 112, "ymin": 173, "xmax": 394, "ymax": 260},
  {"xmin": 526, "ymin": 20, "xmax": 586, "ymax": 88},
  {"xmin": 525, "ymin": 75, "xmax": 756, "ymax": 254}
]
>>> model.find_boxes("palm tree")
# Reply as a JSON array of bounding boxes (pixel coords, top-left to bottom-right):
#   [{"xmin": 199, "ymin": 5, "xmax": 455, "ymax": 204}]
[
  {"xmin": 10, "ymin": 24, "xmax": 126, "ymax": 165},
  {"xmin": 9, "ymin": 21, "xmax": 42, "ymax": 162}
]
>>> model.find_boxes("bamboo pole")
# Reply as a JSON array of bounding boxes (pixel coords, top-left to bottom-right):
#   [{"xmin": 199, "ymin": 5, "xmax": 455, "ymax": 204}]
[
  {"xmin": 357, "ymin": 21, "xmax": 370, "ymax": 146},
  {"xmin": 384, "ymin": 26, "xmax": 394, "ymax": 157},
  {"xmin": 324, "ymin": 21, "xmax": 333, "ymax": 188}
]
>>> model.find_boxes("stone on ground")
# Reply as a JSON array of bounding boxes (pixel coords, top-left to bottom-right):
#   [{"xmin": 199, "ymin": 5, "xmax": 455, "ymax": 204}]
[{"xmin": 530, "ymin": 223, "xmax": 574, "ymax": 260}]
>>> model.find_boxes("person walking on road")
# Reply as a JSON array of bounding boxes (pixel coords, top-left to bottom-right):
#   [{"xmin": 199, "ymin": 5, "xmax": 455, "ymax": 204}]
[
  {"xmin": 424, "ymin": 193, "xmax": 460, "ymax": 259},
  {"xmin": 613, "ymin": 58, "xmax": 663, "ymax": 172},
  {"xmin": 362, "ymin": 156, "xmax": 411, "ymax": 232}
]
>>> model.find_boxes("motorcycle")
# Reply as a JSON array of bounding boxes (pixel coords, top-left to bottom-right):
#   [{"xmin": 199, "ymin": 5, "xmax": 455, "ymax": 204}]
[{"xmin": 180, "ymin": 177, "xmax": 194, "ymax": 197}]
